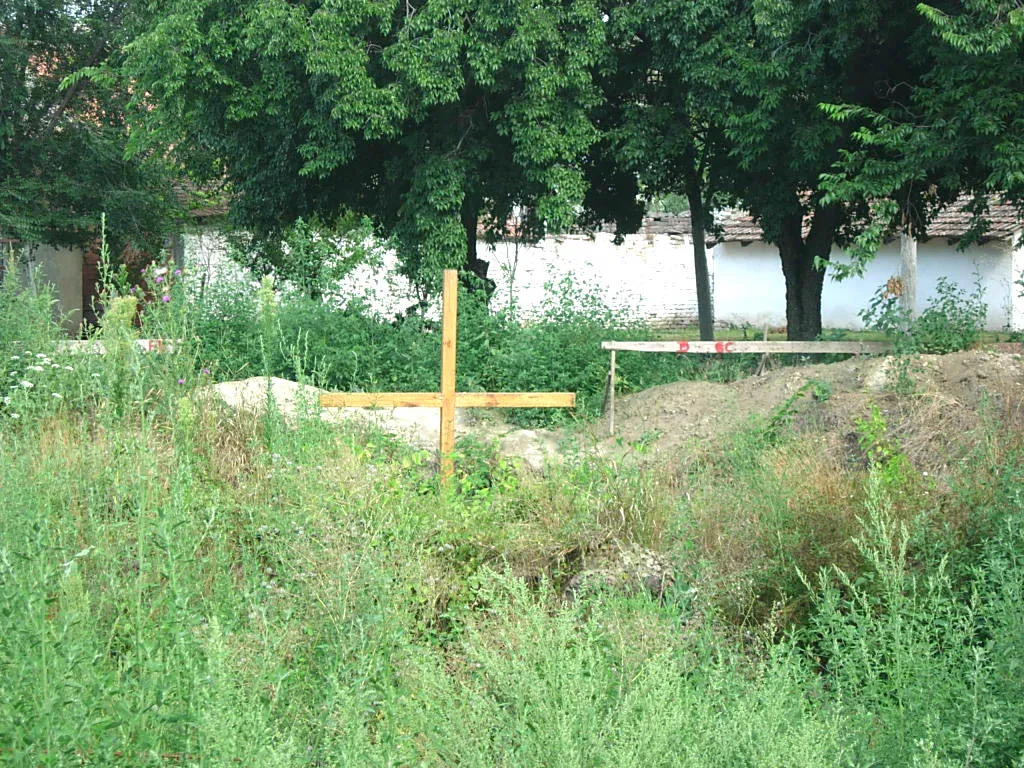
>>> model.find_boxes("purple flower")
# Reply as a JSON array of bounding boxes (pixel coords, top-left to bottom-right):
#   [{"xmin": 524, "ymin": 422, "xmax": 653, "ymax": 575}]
[
  {"xmin": 177, "ymin": 378, "xmax": 186, "ymax": 385},
  {"xmin": 162, "ymin": 295, "xmax": 171, "ymax": 303},
  {"xmin": 174, "ymin": 269, "xmax": 182, "ymax": 277},
  {"xmin": 155, "ymin": 276, "xmax": 164, "ymax": 284},
  {"xmin": 201, "ymin": 367, "xmax": 211, "ymax": 375}
]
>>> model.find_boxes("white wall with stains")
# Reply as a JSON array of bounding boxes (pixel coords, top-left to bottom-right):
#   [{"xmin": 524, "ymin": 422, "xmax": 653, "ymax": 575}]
[
  {"xmin": 713, "ymin": 239, "xmax": 1018, "ymax": 331},
  {"xmin": 182, "ymin": 225, "xmax": 1024, "ymax": 331}
]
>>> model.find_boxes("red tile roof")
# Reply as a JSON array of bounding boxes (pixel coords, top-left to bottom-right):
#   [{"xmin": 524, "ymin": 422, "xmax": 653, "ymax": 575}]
[
  {"xmin": 641, "ymin": 214, "xmax": 693, "ymax": 236},
  {"xmin": 173, "ymin": 182, "xmax": 229, "ymax": 220},
  {"xmin": 713, "ymin": 198, "xmax": 1021, "ymax": 245}
]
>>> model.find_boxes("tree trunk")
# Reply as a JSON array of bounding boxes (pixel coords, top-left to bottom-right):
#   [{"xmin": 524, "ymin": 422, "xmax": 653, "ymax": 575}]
[
  {"xmin": 776, "ymin": 206, "xmax": 839, "ymax": 341},
  {"xmin": 899, "ymin": 225, "xmax": 917, "ymax": 323},
  {"xmin": 461, "ymin": 207, "xmax": 495, "ymax": 297},
  {"xmin": 685, "ymin": 173, "xmax": 714, "ymax": 341},
  {"xmin": 780, "ymin": 245, "xmax": 826, "ymax": 340}
]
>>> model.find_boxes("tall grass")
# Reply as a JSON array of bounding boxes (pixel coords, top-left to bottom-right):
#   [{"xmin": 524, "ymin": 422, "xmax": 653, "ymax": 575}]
[
  {"xmin": 191, "ymin": 272, "xmax": 758, "ymax": 425},
  {"xmin": 1, "ymin": 270, "xmax": 1023, "ymax": 766}
]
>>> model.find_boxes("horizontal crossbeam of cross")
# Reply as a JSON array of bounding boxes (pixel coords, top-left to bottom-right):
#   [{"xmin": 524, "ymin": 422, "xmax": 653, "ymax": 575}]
[{"xmin": 320, "ymin": 270, "xmax": 575, "ymax": 484}]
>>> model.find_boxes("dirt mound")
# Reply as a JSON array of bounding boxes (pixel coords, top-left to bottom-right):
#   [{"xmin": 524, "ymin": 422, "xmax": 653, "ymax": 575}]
[
  {"xmin": 203, "ymin": 353, "xmax": 1024, "ymax": 475},
  {"xmin": 597, "ymin": 351, "xmax": 1024, "ymax": 470},
  {"xmin": 202, "ymin": 376, "xmax": 564, "ymax": 471}
]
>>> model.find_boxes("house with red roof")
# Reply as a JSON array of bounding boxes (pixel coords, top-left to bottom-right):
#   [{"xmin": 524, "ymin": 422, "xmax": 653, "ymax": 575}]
[
  {"xmin": 179, "ymin": 198, "xmax": 1024, "ymax": 332},
  {"xmin": 711, "ymin": 200, "xmax": 1023, "ymax": 331}
]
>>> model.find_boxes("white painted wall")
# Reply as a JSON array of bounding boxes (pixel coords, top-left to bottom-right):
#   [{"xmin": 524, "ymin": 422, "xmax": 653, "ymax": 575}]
[
  {"xmin": 487, "ymin": 231, "xmax": 701, "ymax": 324},
  {"xmin": 182, "ymin": 228, "xmax": 427, "ymax": 320},
  {"xmin": 184, "ymin": 228, "xmax": 703, "ymax": 324},
  {"xmin": 714, "ymin": 239, "xmax": 1017, "ymax": 331},
  {"xmin": 183, "ymin": 224, "xmax": 1022, "ymax": 331}
]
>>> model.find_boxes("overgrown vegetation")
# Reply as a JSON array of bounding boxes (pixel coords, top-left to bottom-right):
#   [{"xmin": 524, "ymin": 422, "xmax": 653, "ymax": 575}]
[
  {"xmin": 861, "ymin": 275, "xmax": 988, "ymax": 355},
  {"xmin": 192, "ymin": 272, "xmax": 760, "ymax": 425},
  {"xmin": 2, "ymin": 273, "xmax": 1023, "ymax": 766}
]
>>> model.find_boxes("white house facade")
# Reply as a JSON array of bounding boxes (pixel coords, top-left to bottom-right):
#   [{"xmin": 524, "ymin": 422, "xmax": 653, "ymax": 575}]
[
  {"xmin": 710, "ymin": 203, "xmax": 1023, "ymax": 331},
  {"xmin": 180, "ymin": 201, "xmax": 1024, "ymax": 332}
]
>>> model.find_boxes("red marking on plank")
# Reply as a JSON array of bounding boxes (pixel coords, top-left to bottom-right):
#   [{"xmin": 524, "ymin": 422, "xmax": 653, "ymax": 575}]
[{"xmin": 677, "ymin": 341, "xmax": 690, "ymax": 353}]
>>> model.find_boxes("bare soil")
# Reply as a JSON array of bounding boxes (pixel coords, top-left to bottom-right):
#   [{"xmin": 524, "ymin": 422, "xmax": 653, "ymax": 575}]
[
  {"xmin": 595, "ymin": 350, "xmax": 1024, "ymax": 473},
  {"xmin": 205, "ymin": 351, "xmax": 1024, "ymax": 474}
]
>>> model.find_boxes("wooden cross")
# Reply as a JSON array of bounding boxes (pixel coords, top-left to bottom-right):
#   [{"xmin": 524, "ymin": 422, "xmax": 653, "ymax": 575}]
[{"xmin": 319, "ymin": 269, "xmax": 576, "ymax": 483}]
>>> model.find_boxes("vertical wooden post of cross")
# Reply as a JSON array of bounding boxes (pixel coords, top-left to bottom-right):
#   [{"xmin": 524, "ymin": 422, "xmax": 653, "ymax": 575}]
[
  {"xmin": 439, "ymin": 269, "xmax": 459, "ymax": 482},
  {"xmin": 319, "ymin": 268, "xmax": 575, "ymax": 488}
]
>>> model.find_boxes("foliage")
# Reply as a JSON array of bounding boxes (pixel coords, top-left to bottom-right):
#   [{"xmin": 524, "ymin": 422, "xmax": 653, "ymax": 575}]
[
  {"xmin": 192, "ymin": 272, "xmax": 748, "ymax": 426},
  {"xmin": 118, "ymin": 0, "xmax": 607, "ymax": 288},
  {"xmin": 860, "ymin": 276, "xmax": 987, "ymax": 354},
  {"xmin": 0, "ymin": 254, "xmax": 62, "ymax": 355},
  {"xmin": 0, "ymin": 0, "xmax": 177, "ymax": 252},
  {"xmin": 227, "ymin": 212, "xmax": 384, "ymax": 299},
  {"xmin": 717, "ymin": 0, "xmax": 939, "ymax": 340},
  {"xmin": 804, "ymin": 476, "xmax": 1024, "ymax": 766},
  {"xmin": 591, "ymin": 0, "xmax": 747, "ymax": 341},
  {"xmin": 3, "ymin": 287, "xmax": 1024, "ymax": 764},
  {"xmin": 821, "ymin": 0, "xmax": 1024, "ymax": 256}
]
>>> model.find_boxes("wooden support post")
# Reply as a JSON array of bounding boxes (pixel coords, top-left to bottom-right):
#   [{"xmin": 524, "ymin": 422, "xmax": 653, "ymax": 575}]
[
  {"xmin": 439, "ymin": 269, "xmax": 458, "ymax": 483},
  {"xmin": 755, "ymin": 323, "xmax": 770, "ymax": 376},
  {"xmin": 608, "ymin": 349, "xmax": 616, "ymax": 437},
  {"xmin": 900, "ymin": 226, "xmax": 917, "ymax": 323}
]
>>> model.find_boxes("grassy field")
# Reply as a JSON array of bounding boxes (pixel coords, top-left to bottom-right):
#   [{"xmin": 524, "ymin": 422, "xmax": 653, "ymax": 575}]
[{"xmin": 2, "ymin": 273, "xmax": 1023, "ymax": 766}]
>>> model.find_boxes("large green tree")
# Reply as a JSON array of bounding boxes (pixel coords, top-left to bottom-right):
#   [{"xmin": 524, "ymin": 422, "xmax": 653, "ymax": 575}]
[
  {"xmin": 719, "ymin": 0, "xmax": 935, "ymax": 340},
  {"xmin": 0, "ymin": 0, "xmax": 174, "ymax": 252},
  {"xmin": 821, "ymin": 0, "xmax": 1024, "ymax": 250},
  {"xmin": 589, "ymin": 0, "xmax": 934, "ymax": 340},
  {"xmin": 120, "ymin": 0, "xmax": 606, "ymax": 293},
  {"xmin": 595, "ymin": 0, "xmax": 745, "ymax": 341}
]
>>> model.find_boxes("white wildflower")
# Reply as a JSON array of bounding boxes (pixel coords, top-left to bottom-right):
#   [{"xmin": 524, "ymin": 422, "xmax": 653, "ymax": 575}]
[
  {"xmin": 28, "ymin": 365, "xmax": 44, "ymax": 372},
  {"xmin": 91, "ymin": 373, "xmax": 100, "ymax": 378},
  {"xmin": 52, "ymin": 393, "xmax": 63, "ymax": 400},
  {"xmin": 20, "ymin": 380, "xmax": 33, "ymax": 389},
  {"xmin": 63, "ymin": 366, "xmax": 73, "ymax": 371},
  {"xmin": 1, "ymin": 396, "xmax": 9, "ymax": 405},
  {"xmin": 35, "ymin": 353, "xmax": 46, "ymax": 359},
  {"xmin": 9, "ymin": 413, "xmax": 19, "ymax": 419},
  {"xmin": 9, "ymin": 355, "xmax": 18, "ymax": 361}
]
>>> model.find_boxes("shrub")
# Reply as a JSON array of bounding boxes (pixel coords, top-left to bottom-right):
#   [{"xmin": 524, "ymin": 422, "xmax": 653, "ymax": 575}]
[
  {"xmin": 860, "ymin": 275, "xmax": 987, "ymax": 354},
  {"xmin": 804, "ymin": 473, "xmax": 1024, "ymax": 766},
  {"xmin": 0, "ymin": 255, "xmax": 63, "ymax": 355}
]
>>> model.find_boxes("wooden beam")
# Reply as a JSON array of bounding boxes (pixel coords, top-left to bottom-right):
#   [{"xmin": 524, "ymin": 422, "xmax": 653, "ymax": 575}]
[
  {"xmin": 608, "ymin": 349, "xmax": 616, "ymax": 437},
  {"xmin": 601, "ymin": 340, "xmax": 892, "ymax": 354},
  {"xmin": 439, "ymin": 269, "xmax": 459, "ymax": 482},
  {"xmin": 318, "ymin": 269, "xmax": 576, "ymax": 488},
  {"xmin": 319, "ymin": 392, "xmax": 575, "ymax": 409},
  {"xmin": 454, "ymin": 392, "xmax": 576, "ymax": 408},
  {"xmin": 319, "ymin": 392, "xmax": 443, "ymax": 408}
]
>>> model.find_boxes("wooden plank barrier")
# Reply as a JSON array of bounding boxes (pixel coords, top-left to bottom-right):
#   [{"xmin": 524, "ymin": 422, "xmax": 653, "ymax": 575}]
[
  {"xmin": 55, "ymin": 338, "xmax": 179, "ymax": 354},
  {"xmin": 320, "ymin": 270, "xmax": 575, "ymax": 485},
  {"xmin": 601, "ymin": 339, "xmax": 892, "ymax": 436},
  {"xmin": 601, "ymin": 340, "xmax": 893, "ymax": 354}
]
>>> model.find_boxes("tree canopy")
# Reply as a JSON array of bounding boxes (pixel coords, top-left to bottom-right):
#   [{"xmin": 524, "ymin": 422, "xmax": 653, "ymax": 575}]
[
  {"xmin": 18, "ymin": 0, "xmax": 1019, "ymax": 335},
  {"xmin": 707, "ymin": 0, "xmax": 938, "ymax": 339},
  {"xmin": 0, "ymin": 0, "xmax": 175, "ymax": 253},
  {"xmin": 595, "ymin": 0, "xmax": 746, "ymax": 340},
  {"xmin": 119, "ymin": 0, "xmax": 607, "ymax": 291},
  {"xmin": 822, "ymin": 0, "xmax": 1024, "ymax": 250}
]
